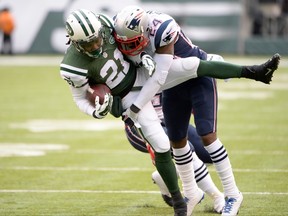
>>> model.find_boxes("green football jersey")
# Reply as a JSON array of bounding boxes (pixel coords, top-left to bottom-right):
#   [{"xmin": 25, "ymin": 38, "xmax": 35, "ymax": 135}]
[{"xmin": 60, "ymin": 15, "xmax": 136, "ymax": 97}]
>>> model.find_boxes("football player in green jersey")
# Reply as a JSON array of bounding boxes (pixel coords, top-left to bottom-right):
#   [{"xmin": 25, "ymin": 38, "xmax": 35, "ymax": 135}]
[{"xmin": 60, "ymin": 9, "xmax": 280, "ymax": 216}]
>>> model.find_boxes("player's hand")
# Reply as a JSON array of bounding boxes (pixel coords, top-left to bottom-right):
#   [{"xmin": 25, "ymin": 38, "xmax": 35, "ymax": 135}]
[
  {"xmin": 141, "ymin": 52, "xmax": 156, "ymax": 76},
  {"xmin": 122, "ymin": 107, "xmax": 138, "ymax": 127},
  {"xmin": 93, "ymin": 93, "xmax": 113, "ymax": 119}
]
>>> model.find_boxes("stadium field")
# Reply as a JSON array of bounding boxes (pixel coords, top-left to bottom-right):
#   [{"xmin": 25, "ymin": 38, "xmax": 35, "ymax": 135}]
[{"xmin": 0, "ymin": 55, "xmax": 287, "ymax": 216}]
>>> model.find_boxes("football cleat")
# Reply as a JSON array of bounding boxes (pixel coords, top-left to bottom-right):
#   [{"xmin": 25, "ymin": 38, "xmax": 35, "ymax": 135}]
[
  {"xmin": 162, "ymin": 194, "xmax": 173, "ymax": 207},
  {"xmin": 244, "ymin": 53, "xmax": 281, "ymax": 84},
  {"xmin": 173, "ymin": 200, "xmax": 187, "ymax": 216},
  {"xmin": 185, "ymin": 189, "xmax": 205, "ymax": 216},
  {"xmin": 171, "ymin": 191, "xmax": 187, "ymax": 216},
  {"xmin": 222, "ymin": 192, "xmax": 243, "ymax": 216}
]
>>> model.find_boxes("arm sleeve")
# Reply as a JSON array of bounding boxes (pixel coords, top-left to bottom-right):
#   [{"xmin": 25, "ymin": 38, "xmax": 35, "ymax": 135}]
[
  {"xmin": 70, "ymin": 84, "xmax": 96, "ymax": 117},
  {"xmin": 60, "ymin": 70, "xmax": 96, "ymax": 117},
  {"xmin": 133, "ymin": 53, "xmax": 173, "ymax": 110}
]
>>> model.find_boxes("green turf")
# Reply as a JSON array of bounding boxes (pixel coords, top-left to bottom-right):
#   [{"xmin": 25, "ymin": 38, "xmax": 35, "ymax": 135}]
[{"xmin": 0, "ymin": 56, "xmax": 287, "ymax": 215}]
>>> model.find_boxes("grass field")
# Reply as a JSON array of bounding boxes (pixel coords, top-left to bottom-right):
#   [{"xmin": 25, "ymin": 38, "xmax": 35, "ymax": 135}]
[{"xmin": 0, "ymin": 55, "xmax": 287, "ymax": 216}]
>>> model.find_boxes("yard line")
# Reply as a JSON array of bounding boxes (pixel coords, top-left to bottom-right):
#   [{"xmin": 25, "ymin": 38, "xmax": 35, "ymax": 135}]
[
  {"xmin": 0, "ymin": 166, "xmax": 287, "ymax": 173},
  {"xmin": 0, "ymin": 189, "xmax": 287, "ymax": 195}
]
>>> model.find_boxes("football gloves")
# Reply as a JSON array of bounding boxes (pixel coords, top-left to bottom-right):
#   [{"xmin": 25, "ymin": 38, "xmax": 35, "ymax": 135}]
[
  {"xmin": 141, "ymin": 52, "xmax": 156, "ymax": 76},
  {"xmin": 122, "ymin": 107, "xmax": 137, "ymax": 127},
  {"xmin": 93, "ymin": 93, "xmax": 113, "ymax": 119},
  {"xmin": 122, "ymin": 104, "xmax": 140, "ymax": 127}
]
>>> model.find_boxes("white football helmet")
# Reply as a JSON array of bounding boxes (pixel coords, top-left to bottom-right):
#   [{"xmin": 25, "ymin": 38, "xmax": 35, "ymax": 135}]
[
  {"xmin": 65, "ymin": 9, "xmax": 103, "ymax": 58},
  {"xmin": 114, "ymin": 6, "xmax": 150, "ymax": 56}
]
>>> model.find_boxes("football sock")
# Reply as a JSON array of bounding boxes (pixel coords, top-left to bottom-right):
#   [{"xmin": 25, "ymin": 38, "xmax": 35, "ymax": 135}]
[
  {"xmin": 154, "ymin": 150, "xmax": 179, "ymax": 193},
  {"xmin": 197, "ymin": 60, "xmax": 242, "ymax": 79},
  {"xmin": 173, "ymin": 143, "xmax": 199, "ymax": 198},
  {"xmin": 192, "ymin": 152, "xmax": 223, "ymax": 199},
  {"xmin": 205, "ymin": 138, "xmax": 240, "ymax": 197}
]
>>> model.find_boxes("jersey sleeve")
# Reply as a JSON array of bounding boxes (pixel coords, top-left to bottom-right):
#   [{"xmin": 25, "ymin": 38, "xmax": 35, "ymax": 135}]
[{"xmin": 60, "ymin": 63, "xmax": 95, "ymax": 117}]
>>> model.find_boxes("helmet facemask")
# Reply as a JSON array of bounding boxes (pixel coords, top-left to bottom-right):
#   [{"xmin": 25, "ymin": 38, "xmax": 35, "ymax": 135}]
[
  {"xmin": 114, "ymin": 28, "xmax": 149, "ymax": 56},
  {"xmin": 74, "ymin": 33, "xmax": 104, "ymax": 58}
]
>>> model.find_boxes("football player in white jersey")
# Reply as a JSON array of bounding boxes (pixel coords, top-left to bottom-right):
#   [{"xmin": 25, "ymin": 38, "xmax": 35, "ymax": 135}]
[
  {"xmin": 60, "ymin": 8, "xmax": 280, "ymax": 216},
  {"xmin": 113, "ymin": 6, "xmax": 280, "ymax": 216},
  {"xmin": 125, "ymin": 92, "xmax": 225, "ymax": 213}
]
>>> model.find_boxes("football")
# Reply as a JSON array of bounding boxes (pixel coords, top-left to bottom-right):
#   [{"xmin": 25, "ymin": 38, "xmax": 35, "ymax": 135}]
[{"xmin": 86, "ymin": 84, "xmax": 111, "ymax": 106}]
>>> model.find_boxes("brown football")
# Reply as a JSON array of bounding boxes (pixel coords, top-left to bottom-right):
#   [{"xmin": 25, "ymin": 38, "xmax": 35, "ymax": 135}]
[{"xmin": 86, "ymin": 84, "xmax": 111, "ymax": 105}]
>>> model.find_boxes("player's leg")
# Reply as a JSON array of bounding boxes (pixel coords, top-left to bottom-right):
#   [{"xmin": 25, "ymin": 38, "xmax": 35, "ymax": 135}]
[
  {"xmin": 175, "ymin": 124, "xmax": 224, "ymax": 212},
  {"xmin": 122, "ymin": 89, "xmax": 186, "ymax": 216},
  {"xmin": 192, "ymin": 151, "xmax": 224, "ymax": 213},
  {"xmin": 197, "ymin": 53, "xmax": 280, "ymax": 84},
  {"xmin": 151, "ymin": 146, "xmax": 224, "ymax": 214},
  {"xmin": 190, "ymin": 77, "xmax": 242, "ymax": 216},
  {"xmin": 162, "ymin": 83, "xmax": 203, "ymax": 216},
  {"xmin": 187, "ymin": 124, "xmax": 212, "ymax": 164},
  {"xmin": 124, "ymin": 123, "xmax": 148, "ymax": 153},
  {"xmin": 137, "ymin": 101, "xmax": 187, "ymax": 215},
  {"xmin": 165, "ymin": 53, "xmax": 280, "ymax": 87}
]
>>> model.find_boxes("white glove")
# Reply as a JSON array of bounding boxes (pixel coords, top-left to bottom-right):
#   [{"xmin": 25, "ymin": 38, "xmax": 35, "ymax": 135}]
[
  {"xmin": 93, "ymin": 93, "xmax": 113, "ymax": 119},
  {"xmin": 122, "ymin": 105, "xmax": 139, "ymax": 127},
  {"xmin": 141, "ymin": 53, "xmax": 156, "ymax": 76}
]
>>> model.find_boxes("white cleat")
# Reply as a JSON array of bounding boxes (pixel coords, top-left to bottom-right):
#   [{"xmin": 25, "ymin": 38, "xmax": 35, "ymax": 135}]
[
  {"xmin": 213, "ymin": 193, "xmax": 225, "ymax": 214},
  {"xmin": 185, "ymin": 189, "xmax": 204, "ymax": 216},
  {"xmin": 222, "ymin": 192, "xmax": 243, "ymax": 216}
]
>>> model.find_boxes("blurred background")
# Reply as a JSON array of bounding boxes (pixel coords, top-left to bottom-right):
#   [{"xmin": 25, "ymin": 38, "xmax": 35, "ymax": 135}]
[{"xmin": 0, "ymin": 0, "xmax": 287, "ymax": 56}]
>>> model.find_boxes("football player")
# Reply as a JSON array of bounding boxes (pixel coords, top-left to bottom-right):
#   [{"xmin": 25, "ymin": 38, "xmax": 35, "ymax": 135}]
[
  {"xmin": 125, "ymin": 92, "xmax": 225, "ymax": 213},
  {"xmin": 114, "ymin": 6, "xmax": 280, "ymax": 216},
  {"xmin": 61, "ymin": 9, "xmax": 280, "ymax": 216}
]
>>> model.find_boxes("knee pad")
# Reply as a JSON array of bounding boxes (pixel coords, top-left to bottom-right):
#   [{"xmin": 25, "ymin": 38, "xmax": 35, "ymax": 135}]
[{"xmin": 181, "ymin": 57, "xmax": 200, "ymax": 71}]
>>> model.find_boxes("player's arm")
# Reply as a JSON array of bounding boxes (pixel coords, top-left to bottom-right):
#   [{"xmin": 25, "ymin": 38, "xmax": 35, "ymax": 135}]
[
  {"xmin": 69, "ymin": 81, "xmax": 112, "ymax": 119},
  {"xmin": 60, "ymin": 67, "xmax": 110, "ymax": 119},
  {"xmin": 130, "ymin": 20, "xmax": 178, "ymax": 113},
  {"xmin": 60, "ymin": 67, "xmax": 95, "ymax": 116},
  {"xmin": 70, "ymin": 84, "xmax": 95, "ymax": 116}
]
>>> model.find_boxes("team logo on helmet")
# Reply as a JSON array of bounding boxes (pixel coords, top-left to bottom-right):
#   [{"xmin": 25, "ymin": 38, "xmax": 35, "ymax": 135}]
[
  {"xmin": 65, "ymin": 22, "xmax": 74, "ymax": 36},
  {"xmin": 127, "ymin": 12, "xmax": 144, "ymax": 32}
]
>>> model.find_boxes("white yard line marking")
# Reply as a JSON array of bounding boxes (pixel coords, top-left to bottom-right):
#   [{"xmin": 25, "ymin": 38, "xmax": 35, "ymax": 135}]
[
  {"xmin": 9, "ymin": 119, "xmax": 123, "ymax": 132},
  {"xmin": 0, "ymin": 143, "xmax": 69, "ymax": 157},
  {"xmin": 0, "ymin": 189, "xmax": 287, "ymax": 195}
]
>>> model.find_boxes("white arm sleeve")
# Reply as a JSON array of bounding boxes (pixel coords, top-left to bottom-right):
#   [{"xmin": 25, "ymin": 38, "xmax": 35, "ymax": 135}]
[
  {"xmin": 60, "ymin": 68, "xmax": 95, "ymax": 117},
  {"xmin": 133, "ymin": 53, "xmax": 173, "ymax": 110},
  {"xmin": 70, "ymin": 84, "xmax": 95, "ymax": 117}
]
